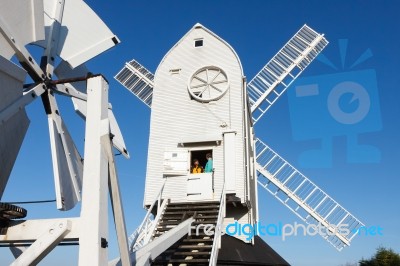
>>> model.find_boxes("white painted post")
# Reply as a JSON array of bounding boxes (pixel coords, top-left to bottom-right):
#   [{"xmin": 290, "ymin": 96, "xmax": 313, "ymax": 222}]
[
  {"xmin": 78, "ymin": 75, "xmax": 110, "ymax": 266},
  {"xmin": 223, "ymin": 131, "xmax": 236, "ymax": 192},
  {"xmin": 102, "ymin": 136, "xmax": 131, "ymax": 265}
]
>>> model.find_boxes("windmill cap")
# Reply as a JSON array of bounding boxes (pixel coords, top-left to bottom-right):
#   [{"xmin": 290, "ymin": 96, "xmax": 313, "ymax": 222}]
[{"xmin": 194, "ymin": 23, "xmax": 204, "ymax": 29}]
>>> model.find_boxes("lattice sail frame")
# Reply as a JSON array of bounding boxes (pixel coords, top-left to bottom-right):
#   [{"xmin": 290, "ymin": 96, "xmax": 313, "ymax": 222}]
[
  {"xmin": 248, "ymin": 24, "xmax": 328, "ymax": 123},
  {"xmin": 255, "ymin": 138, "xmax": 364, "ymax": 251},
  {"xmin": 115, "ymin": 59, "xmax": 154, "ymax": 107}
]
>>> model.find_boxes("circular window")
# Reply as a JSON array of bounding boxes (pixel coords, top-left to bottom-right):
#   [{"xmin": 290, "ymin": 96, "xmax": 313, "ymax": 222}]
[{"xmin": 188, "ymin": 66, "xmax": 229, "ymax": 102}]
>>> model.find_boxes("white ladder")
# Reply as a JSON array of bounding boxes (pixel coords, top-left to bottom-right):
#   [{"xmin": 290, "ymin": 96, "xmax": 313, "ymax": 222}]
[
  {"xmin": 255, "ymin": 138, "xmax": 364, "ymax": 251},
  {"xmin": 248, "ymin": 24, "xmax": 328, "ymax": 123}
]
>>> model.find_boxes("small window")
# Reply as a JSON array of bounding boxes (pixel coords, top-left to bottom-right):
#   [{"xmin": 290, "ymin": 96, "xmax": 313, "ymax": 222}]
[{"xmin": 194, "ymin": 39, "xmax": 203, "ymax": 47}]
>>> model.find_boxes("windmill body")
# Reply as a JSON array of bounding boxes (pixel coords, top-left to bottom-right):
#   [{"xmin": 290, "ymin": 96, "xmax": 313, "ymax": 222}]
[
  {"xmin": 145, "ymin": 24, "xmax": 258, "ymax": 243},
  {"xmin": 116, "ymin": 22, "xmax": 365, "ymax": 265}
]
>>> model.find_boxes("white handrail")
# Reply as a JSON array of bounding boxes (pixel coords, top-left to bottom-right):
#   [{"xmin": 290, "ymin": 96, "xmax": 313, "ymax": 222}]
[
  {"xmin": 128, "ymin": 179, "xmax": 166, "ymax": 251},
  {"xmin": 142, "ymin": 199, "xmax": 168, "ymax": 244},
  {"xmin": 209, "ymin": 183, "xmax": 225, "ymax": 266}
]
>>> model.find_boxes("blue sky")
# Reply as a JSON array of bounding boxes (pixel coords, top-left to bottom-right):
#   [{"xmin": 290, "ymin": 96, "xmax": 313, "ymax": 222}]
[{"xmin": 1, "ymin": 1, "xmax": 399, "ymax": 265}]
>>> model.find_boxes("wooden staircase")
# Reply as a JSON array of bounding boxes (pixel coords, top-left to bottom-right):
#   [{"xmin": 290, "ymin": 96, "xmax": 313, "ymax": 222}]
[{"xmin": 151, "ymin": 201, "xmax": 220, "ymax": 266}]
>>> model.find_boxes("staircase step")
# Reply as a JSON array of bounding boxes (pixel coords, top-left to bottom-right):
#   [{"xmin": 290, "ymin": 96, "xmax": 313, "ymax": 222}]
[
  {"xmin": 158, "ymin": 220, "xmax": 183, "ymax": 225},
  {"xmin": 152, "ymin": 260, "xmax": 209, "ymax": 265},
  {"xmin": 156, "ymin": 227, "xmax": 177, "ymax": 232},
  {"xmin": 194, "ymin": 215, "xmax": 218, "ymax": 219},
  {"xmin": 161, "ymin": 216, "xmax": 187, "ymax": 220},
  {"xmin": 182, "ymin": 238, "xmax": 213, "ymax": 243},
  {"xmin": 157, "ymin": 229, "xmax": 214, "ymax": 234},
  {"xmin": 163, "ymin": 210, "xmax": 219, "ymax": 215},
  {"xmin": 176, "ymin": 244, "xmax": 212, "ymax": 249},
  {"xmin": 193, "ymin": 220, "xmax": 217, "ymax": 224},
  {"xmin": 168, "ymin": 201, "xmax": 219, "ymax": 206},
  {"xmin": 159, "ymin": 220, "xmax": 217, "ymax": 226},
  {"xmin": 159, "ymin": 249, "xmax": 211, "ymax": 256},
  {"xmin": 153, "ymin": 233, "xmax": 191, "ymax": 238},
  {"xmin": 156, "ymin": 224, "xmax": 217, "ymax": 232},
  {"xmin": 166, "ymin": 205, "xmax": 220, "ymax": 210},
  {"xmin": 173, "ymin": 251, "xmax": 211, "ymax": 256},
  {"xmin": 149, "ymin": 201, "xmax": 221, "ymax": 265},
  {"xmin": 167, "ymin": 258, "xmax": 210, "ymax": 263},
  {"xmin": 162, "ymin": 214, "xmax": 218, "ymax": 221}
]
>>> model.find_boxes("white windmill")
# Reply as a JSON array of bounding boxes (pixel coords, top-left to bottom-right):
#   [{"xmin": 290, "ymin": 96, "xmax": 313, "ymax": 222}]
[
  {"xmin": 115, "ymin": 24, "xmax": 364, "ymax": 265},
  {"xmin": 0, "ymin": 1, "xmax": 132, "ymax": 265}
]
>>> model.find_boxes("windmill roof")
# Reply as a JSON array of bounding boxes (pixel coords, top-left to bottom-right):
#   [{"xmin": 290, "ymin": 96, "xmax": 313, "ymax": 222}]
[
  {"xmin": 155, "ymin": 22, "xmax": 244, "ymax": 78},
  {"xmin": 217, "ymin": 235, "xmax": 291, "ymax": 266}
]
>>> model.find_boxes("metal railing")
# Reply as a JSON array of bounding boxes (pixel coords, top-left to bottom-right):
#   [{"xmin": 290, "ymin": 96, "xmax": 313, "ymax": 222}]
[
  {"xmin": 209, "ymin": 183, "xmax": 225, "ymax": 266},
  {"xmin": 128, "ymin": 180, "xmax": 166, "ymax": 251}
]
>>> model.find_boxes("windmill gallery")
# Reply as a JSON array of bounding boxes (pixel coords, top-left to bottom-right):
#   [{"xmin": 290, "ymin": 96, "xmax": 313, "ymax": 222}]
[{"xmin": 0, "ymin": 1, "xmax": 365, "ymax": 265}]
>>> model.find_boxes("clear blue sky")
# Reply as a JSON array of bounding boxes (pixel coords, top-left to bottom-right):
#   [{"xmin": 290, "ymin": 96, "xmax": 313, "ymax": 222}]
[{"xmin": 1, "ymin": 1, "xmax": 399, "ymax": 265}]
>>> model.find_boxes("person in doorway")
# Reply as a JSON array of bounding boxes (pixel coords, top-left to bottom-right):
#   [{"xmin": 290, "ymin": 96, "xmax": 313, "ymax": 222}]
[
  {"xmin": 191, "ymin": 159, "xmax": 204, "ymax": 174},
  {"xmin": 204, "ymin": 153, "xmax": 213, "ymax": 173}
]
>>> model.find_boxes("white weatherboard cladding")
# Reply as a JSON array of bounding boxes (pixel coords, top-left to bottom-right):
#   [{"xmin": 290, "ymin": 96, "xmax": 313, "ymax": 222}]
[
  {"xmin": 224, "ymin": 131, "xmax": 236, "ymax": 192},
  {"xmin": 145, "ymin": 25, "xmax": 246, "ymax": 205}
]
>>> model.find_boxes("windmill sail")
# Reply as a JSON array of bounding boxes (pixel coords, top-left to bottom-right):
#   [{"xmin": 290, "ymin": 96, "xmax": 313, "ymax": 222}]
[
  {"xmin": 115, "ymin": 59, "xmax": 154, "ymax": 107},
  {"xmin": 48, "ymin": 116, "xmax": 83, "ymax": 211},
  {"xmin": 55, "ymin": 60, "xmax": 130, "ymax": 158},
  {"xmin": 0, "ymin": 57, "xmax": 29, "ymax": 199},
  {"xmin": 255, "ymin": 137, "xmax": 363, "ymax": 250},
  {"xmin": 0, "ymin": 0, "xmax": 130, "ymax": 263},
  {"xmin": 0, "ymin": 0, "xmax": 45, "ymax": 60},
  {"xmin": 248, "ymin": 24, "xmax": 328, "ymax": 123},
  {"xmin": 34, "ymin": 0, "xmax": 120, "ymax": 68}
]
